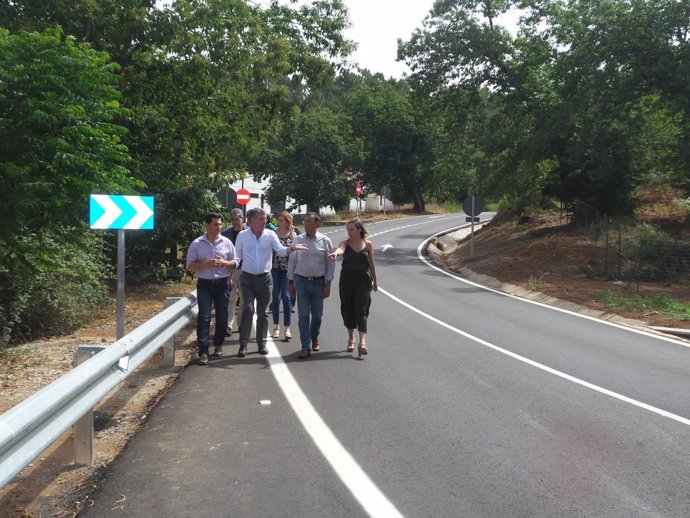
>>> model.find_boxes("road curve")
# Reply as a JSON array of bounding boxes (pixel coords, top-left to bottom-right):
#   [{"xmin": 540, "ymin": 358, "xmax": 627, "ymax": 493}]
[{"xmin": 79, "ymin": 214, "xmax": 690, "ymax": 518}]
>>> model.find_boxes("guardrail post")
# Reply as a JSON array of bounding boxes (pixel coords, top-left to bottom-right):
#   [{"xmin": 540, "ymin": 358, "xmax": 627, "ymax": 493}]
[
  {"xmin": 73, "ymin": 345, "xmax": 107, "ymax": 466},
  {"xmin": 163, "ymin": 297, "xmax": 182, "ymax": 367}
]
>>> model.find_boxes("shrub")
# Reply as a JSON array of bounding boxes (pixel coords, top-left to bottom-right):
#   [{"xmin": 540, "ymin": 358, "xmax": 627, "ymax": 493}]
[{"xmin": 0, "ymin": 228, "xmax": 110, "ymax": 346}]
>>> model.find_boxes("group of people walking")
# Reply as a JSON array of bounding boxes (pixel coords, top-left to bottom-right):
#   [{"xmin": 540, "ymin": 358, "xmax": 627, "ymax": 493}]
[{"xmin": 185, "ymin": 207, "xmax": 378, "ymax": 365}]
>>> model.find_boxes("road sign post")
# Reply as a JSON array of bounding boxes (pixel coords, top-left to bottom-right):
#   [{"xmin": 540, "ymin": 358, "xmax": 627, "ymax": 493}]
[
  {"xmin": 355, "ymin": 183, "xmax": 362, "ymax": 218},
  {"xmin": 90, "ymin": 195, "xmax": 155, "ymax": 339},
  {"xmin": 463, "ymin": 188, "xmax": 484, "ymax": 257},
  {"xmin": 117, "ymin": 229, "xmax": 125, "ymax": 338},
  {"xmin": 381, "ymin": 185, "xmax": 390, "ymax": 219}
]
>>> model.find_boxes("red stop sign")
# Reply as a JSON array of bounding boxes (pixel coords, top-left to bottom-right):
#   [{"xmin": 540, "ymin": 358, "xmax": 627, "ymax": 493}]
[
  {"xmin": 236, "ymin": 188, "xmax": 251, "ymax": 205},
  {"xmin": 355, "ymin": 183, "xmax": 362, "ymax": 197}
]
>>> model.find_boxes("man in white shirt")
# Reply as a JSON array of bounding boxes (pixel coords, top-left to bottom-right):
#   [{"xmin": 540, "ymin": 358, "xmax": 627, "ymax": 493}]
[{"xmin": 234, "ymin": 208, "xmax": 306, "ymax": 357}]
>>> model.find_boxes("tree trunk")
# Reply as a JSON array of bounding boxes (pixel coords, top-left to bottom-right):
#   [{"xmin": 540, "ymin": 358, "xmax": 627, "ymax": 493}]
[{"xmin": 412, "ymin": 186, "xmax": 425, "ymax": 212}]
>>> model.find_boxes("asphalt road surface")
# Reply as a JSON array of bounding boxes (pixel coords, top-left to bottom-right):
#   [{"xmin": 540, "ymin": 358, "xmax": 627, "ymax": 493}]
[{"xmin": 80, "ymin": 214, "xmax": 690, "ymax": 517}]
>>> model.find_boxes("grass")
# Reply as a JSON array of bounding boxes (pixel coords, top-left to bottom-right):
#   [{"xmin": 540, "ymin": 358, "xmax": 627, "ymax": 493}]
[
  {"xmin": 528, "ymin": 274, "xmax": 544, "ymax": 291},
  {"xmin": 601, "ymin": 290, "xmax": 690, "ymax": 320}
]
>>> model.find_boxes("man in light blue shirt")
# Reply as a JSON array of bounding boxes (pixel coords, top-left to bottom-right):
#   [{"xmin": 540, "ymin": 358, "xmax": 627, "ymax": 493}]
[
  {"xmin": 186, "ymin": 213, "xmax": 238, "ymax": 365},
  {"xmin": 288, "ymin": 212, "xmax": 335, "ymax": 358},
  {"xmin": 234, "ymin": 208, "xmax": 306, "ymax": 357}
]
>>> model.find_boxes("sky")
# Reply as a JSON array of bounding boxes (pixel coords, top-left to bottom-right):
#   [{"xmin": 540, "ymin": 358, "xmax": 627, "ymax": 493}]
[
  {"xmin": 260, "ymin": 1, "xmax": 522, "ymax": 79},
  {"xmin": 341, "ymin": 0, "xmax": 436, "ymax": 78}
]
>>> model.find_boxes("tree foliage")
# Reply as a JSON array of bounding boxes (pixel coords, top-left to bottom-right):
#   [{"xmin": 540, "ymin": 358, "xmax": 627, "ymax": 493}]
[
  {"xmin": 0, "ymin": 28, "xmax": 134, "ymax": 345},
  {"xmin": 254, "ymin": 106, "xmax": 361, "ymax": 212},
  {"xmin": 347, "ymin": 82, "xmax": 434, "ymax": 211},
  {"xmin": 0, "ymin": 1, "xmax": 355, "ymax": 342},
  {"xmin": 0, "ymin": 28, "xmax": 139, "ymax": 235},
  {"xmin": 400, "ymin": 0, "xmax": 690, "ymax": 215}
]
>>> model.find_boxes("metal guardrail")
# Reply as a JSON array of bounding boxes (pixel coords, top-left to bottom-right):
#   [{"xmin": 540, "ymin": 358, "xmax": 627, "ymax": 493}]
[{"xmin": 0, "ymin": 292, "xmax": 198, "ymax": 488}]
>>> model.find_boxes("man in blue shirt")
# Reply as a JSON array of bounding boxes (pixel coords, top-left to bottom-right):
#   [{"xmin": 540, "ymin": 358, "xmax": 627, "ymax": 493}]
[
  {"xmin": 288, "ymin": 212, "xmax": 335, "ymax": 358},
  {"xmin": 186, "ymin": 213, "xmax": 238, "ymax": 365},
  {"xmin": 234, "ymin": 208, "xmax": 306, "ymax": 357}
]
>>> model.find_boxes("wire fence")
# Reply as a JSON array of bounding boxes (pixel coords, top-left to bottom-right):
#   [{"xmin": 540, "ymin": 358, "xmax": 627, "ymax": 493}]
[{"xmin": 561, "ymin": 201, "xmax": 690, "ymax": 289}]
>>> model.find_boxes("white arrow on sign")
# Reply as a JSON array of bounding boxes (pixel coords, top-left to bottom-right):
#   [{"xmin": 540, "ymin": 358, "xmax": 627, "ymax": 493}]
[
  {"xmin": 123, "ymin": 196, "xmax": 154, "ymax": 229},
  {"xmin": 381, "ymin": 244, "xmax": 394, "ymax": 252},
  {"xmin": 91, "ymin": 195, "xmax": 122, "ymax": 229}
]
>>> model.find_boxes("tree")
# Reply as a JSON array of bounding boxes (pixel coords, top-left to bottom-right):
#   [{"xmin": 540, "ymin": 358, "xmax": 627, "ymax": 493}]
[
  {"xmin": 0, "ymin": 27, "xmax": 139, "ymax": 235},
  {"xmin": 0, "ymin": 28, "xmax": 138, "ymax": 344},
  {"xmin": 1, "ymin": 0, "xmax": 356, "ymax": 279},
  {"xmin": 400, "ymin": 0, "xmax": 517, "ymax": 96},
  {"xmin": 400, "ymin": 0, "xmax": 690, "ymax": 215},
  {"xmin": 347, "ymin": 82, "xmax": 434, "ymax": 212},
  {"xmin": 254, "ymin": 107, "xmax": 361, "ymax": 212}
]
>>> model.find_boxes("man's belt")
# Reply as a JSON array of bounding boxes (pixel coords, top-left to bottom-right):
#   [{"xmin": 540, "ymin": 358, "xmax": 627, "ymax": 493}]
[
  {"xmin": 296, "ymin": 274, "xmax": 325, "ymax": 281},
  {"xmin": 198, "ymin": 277, "xmax": 229, "ymax": 284}
]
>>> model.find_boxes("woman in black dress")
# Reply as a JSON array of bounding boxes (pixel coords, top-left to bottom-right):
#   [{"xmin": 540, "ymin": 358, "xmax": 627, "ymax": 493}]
[{"xmin": 329, "ymin": 218, "xmax": 378, "ymax": 356}]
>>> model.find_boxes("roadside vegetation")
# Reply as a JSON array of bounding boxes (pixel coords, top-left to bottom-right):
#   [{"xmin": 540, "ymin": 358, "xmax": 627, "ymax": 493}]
[
  {"xmin": 453, "ymin": 184, "xmax": 690, "ymax": 328},
  {"xmin": 1, "ymin": 0, "xmax": 689, "ymax": 347},
  {"xmin": 601, "ymin": 292, "xmax": 690, "ymax": 322}
]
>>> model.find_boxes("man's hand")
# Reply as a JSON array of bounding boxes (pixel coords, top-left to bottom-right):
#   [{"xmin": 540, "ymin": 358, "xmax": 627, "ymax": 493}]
[
  {"xmin": 210, "ymin": 256, "xmax": 226, "ymax": 267},
  {"xmin": 322, "ymin": 282, "xmax": 331, "ymax": 299},
  {"xmin": 288, "ymin": 280, "xmax": 296, "ymax": 300}
]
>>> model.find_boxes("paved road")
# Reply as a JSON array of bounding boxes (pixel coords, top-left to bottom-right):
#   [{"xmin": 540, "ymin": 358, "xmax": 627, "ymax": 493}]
[{"xmin": 80, "ymin": 214, "xmax": 690, "ymax": 517}]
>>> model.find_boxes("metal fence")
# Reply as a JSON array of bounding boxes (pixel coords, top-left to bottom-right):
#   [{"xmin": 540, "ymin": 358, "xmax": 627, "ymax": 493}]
[
  {"xmin": 0, "ymin": 292, "xmax": 198, "ymax": 488},
  {"xmin": 561, "ymin": 201, "xmax": 690, "ymax": 286}
]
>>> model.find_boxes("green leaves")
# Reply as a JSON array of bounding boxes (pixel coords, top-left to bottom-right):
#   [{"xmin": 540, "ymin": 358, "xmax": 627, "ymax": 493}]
[
  {"xmin": 400, "ymin": 0, "xmax": 690, "ymax": 215},
  {"xmin": 255, "ymin": 106, "xmax": 360, "ymax": 212},
  {"xmin": 0, "ymin": 28, "xmax": 139, "ymax": 234},
  {"xmin": 347, "ymin": 82, "xmax": 434, "ymax": 211}
]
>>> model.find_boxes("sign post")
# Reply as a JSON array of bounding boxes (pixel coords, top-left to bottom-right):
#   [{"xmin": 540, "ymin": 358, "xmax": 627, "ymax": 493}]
[
  {"xmin": 462, "ymin": 187, "xmax": 484, "ymax": 257},
  {"xmin": 90, "ymin": 195, "xmax": 154, "ymax": 339},
  {"xmin": 355, "ymin": 182, "xmax": 362, "ymax": 218},
  {"xmin": 381, "ymin": 185, "xmax": 390, "ymax": 219}
]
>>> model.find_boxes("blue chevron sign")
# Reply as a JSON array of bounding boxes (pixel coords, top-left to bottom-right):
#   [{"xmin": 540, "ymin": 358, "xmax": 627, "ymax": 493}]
[{"xmin": 89, "ymin": 195, "xmax": 154, "ymax": 230}]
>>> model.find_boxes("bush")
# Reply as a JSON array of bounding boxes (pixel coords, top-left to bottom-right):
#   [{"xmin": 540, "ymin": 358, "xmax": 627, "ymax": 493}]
[
  {"xmin": 0, "ymin": 228, "xmax": 110, "ymax": 346},
  {"xmin": 619, "ymin": 223, "xmax": 690, "ymax": 281},
  {"xmin": 495, "ymin": 194, "xmax": 555, "ymax": 223}
]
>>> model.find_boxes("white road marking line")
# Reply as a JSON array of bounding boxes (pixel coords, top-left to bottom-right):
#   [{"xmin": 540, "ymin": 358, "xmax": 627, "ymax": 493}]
[
  {"xmin": 323, "ymin": 215, "xmax": 459, "ymax": 238},
  {"xmin": 377, "ymin": 287, "xmax": 690, "ymax": 427},
  {"xmin": 360, "ymin": 223, "xmax": 690, "ymax": 426},
  {"xmin": 416, "ymin": 226, "xmax": 690, "ymax": 348},
  {"xmin": 265, "ymin": 341, "xmax": 404, "ymax": 518}
]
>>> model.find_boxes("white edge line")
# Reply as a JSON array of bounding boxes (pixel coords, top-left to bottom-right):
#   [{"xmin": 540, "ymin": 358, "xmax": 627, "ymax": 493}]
[
  {"xmin": 265, "ymin": 341, "xmax": 404, "ymax": 518},
  {"xmin": 377, "ymin": 286, "xmax": 690, "ymax": 427},
  {"xmin": 362, "ymin": 224, "xmax": 690, "ymax": 426},
  {"xmin": 416, "ymin": 226, "xmax": 690, "ymax": 349}
]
